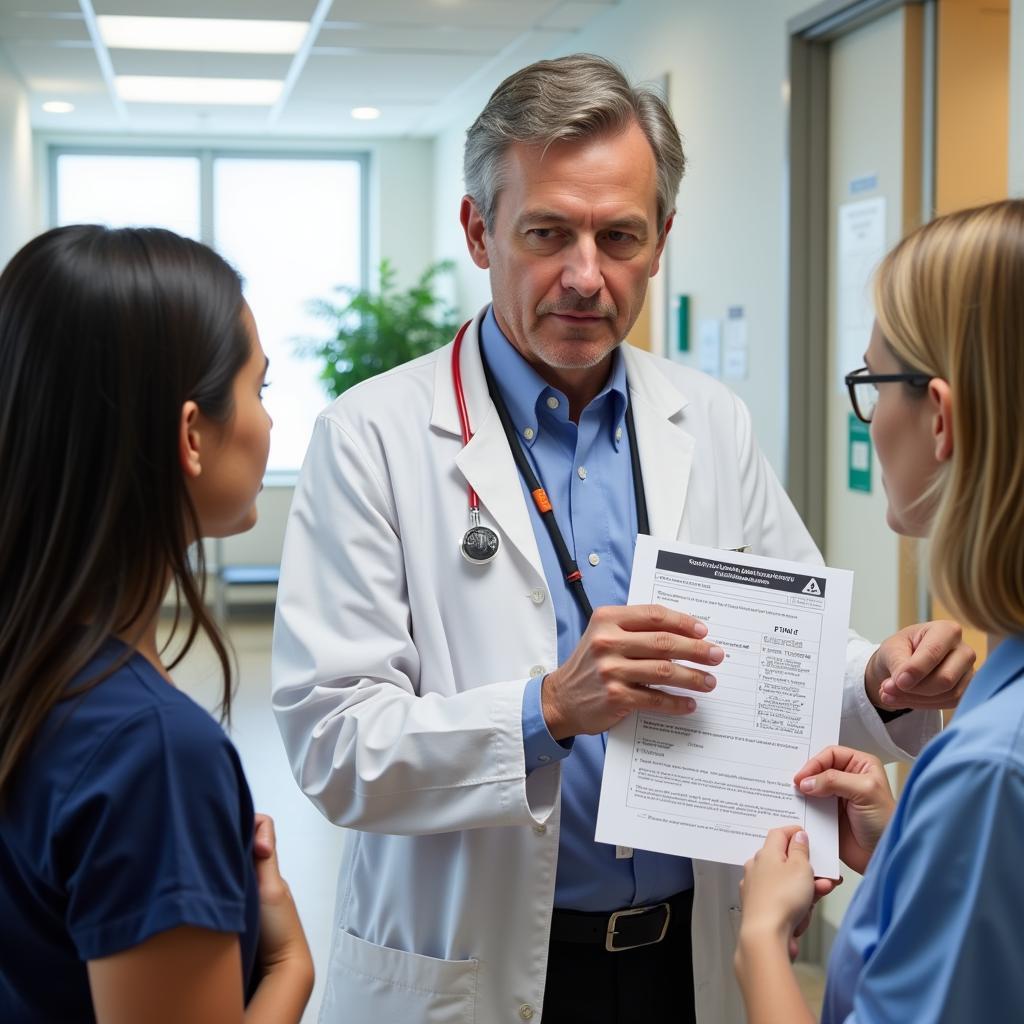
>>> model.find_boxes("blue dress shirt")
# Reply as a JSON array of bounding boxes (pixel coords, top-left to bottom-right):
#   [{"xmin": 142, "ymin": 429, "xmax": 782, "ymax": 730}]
[
  {"xmin": 480, "ymin": 307, "xmax": 694, "ymax": 912},
  {"xmin": 822, "ymin": 633, "xmax": 1024, "ymax": 1022}
]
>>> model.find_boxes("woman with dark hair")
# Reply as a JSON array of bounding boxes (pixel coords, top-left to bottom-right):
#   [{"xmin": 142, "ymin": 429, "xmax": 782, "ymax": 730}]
[{"xmin": 0, "ymin": 225, "xmax": 312, "ymax": 1022}]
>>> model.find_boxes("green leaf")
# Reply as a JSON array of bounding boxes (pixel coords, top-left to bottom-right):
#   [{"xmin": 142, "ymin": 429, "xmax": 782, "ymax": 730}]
[{"xmin": 297, "ymin": 260, "xmax": 461, "ymax": 398}]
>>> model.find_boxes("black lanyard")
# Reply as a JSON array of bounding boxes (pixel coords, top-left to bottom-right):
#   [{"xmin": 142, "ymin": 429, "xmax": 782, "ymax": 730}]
[{"xmin": 479, "ymin": 350, "xmax": 650, "ymax": 622}]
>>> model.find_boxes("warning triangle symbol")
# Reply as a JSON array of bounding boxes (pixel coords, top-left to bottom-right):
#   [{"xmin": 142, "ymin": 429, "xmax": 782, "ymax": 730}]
[{"xmin": 802, "ymin": 578, "xmax": 822, "ymax": 596}]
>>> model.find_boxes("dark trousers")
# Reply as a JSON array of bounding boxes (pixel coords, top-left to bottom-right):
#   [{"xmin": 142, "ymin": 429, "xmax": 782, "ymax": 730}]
[{"xmin": 541, "ymin": 891, "xmax": 697, "ymax": 1024}]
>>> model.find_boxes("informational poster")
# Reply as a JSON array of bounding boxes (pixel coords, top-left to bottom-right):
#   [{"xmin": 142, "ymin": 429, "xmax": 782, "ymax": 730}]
[
  {"xmin": 848, "ymin": 413, "xmax": 873, "ymax": 493},
  {"xmin": 723, "ymin": 305, "xmax": 748, "ymax": 380},
  {"xmin": 596, "ymin": 537, "xmax": 852, "ymax": 879},
  {"xmin": 837, "ymin": 197, "xmax": 886, "ymax": 392},
  {"xmin": 697, "ymin": 318, "xmax": 722, "ymax": 377}
]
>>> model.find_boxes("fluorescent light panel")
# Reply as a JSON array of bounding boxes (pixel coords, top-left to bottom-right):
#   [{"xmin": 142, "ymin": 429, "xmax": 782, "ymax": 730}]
[
  {"xmin": 351, "ymin": 106, "xmax": 380, "ymax": 120},
  {"xmin": 42, "ymin": 101, "xmax": 75, "ymax": 114},
  {"xmin": 116, "ymin": 76, "xmax": 283, "ymax": 106},
  {"xmin": 98, "ymin": 16, "xmax": 308, "ymax": 55}
]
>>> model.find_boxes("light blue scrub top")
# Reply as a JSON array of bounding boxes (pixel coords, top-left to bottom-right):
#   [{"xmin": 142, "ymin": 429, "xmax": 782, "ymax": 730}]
[{"xmin": 822, "ymin": 633, "xmax": 1024, "ymax": 1022}]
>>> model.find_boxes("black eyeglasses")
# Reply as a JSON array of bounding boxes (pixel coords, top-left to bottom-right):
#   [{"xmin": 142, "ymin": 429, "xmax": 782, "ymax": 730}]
[{"xmin": 844, "ymin": 366, "xmax": 932, "ymax": 423}]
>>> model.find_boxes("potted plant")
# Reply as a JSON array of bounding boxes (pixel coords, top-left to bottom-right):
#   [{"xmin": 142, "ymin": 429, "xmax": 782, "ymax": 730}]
[{"xmin": 303, "ymin": 258, "xmax": 461, "ymax": 399}]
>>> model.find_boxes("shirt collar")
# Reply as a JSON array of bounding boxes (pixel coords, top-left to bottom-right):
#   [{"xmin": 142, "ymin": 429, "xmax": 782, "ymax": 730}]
[
  {"xmin": 957, "ymin": 633, "xmax": 1024, "ymax": 717},
  {"xmin": 479, "ymin": 305, "xmax": 629, "ymax": 448}
]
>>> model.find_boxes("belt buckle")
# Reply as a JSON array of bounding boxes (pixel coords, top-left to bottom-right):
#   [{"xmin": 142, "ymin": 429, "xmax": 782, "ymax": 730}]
[{"xmin": 604, "ymin": 902, "xmax": 671, "ymax": 952}]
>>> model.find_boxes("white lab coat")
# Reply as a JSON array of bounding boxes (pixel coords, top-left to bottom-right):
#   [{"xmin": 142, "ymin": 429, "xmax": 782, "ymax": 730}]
[{"xmin": 272, "ymin": 308, "xmax": 937, "ymax": 1024}]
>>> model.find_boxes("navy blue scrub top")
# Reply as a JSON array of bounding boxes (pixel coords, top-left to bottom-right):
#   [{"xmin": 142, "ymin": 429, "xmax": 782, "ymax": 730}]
[{"xmin": 0, "ymin": 639, "xmax": 259, "ymax": 1022}]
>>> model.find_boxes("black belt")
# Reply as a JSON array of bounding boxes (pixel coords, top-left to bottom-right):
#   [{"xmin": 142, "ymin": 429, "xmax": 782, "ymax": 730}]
[{"xmin": 549, "ymin": 889, "xmax": 693, "ymax": 953}]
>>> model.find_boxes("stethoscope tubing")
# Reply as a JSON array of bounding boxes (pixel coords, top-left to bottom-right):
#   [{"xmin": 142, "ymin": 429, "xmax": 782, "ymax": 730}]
[{"xmin": 451, "ymin": 317, "xmax": 650, "ymax": 622}]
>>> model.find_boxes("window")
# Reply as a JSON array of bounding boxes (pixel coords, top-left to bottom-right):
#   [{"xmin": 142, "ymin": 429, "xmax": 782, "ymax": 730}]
[{"xmin": 51, "ymin": 148, "xmax": 367, "ymax": 474}]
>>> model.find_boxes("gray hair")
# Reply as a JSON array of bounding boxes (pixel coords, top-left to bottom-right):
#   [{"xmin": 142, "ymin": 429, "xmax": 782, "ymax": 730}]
[{"xmin": 464, "ymin": 53, "xmax": 685, "ymax": 234}]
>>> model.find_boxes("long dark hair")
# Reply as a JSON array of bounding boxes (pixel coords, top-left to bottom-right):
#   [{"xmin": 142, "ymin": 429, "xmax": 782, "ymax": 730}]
[{"xmin": 0, "ymin": 225, "xmax": 251, "ymax": 797}]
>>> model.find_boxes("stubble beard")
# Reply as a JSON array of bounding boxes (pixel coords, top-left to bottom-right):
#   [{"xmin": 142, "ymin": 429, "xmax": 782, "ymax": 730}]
[{"xmin": 532, "ymin": 297, "xmax": 621, "ymax": 370}]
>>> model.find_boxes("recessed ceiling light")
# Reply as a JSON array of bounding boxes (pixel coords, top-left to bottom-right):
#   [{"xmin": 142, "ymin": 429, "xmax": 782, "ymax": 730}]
[
  {"xmin": 42, "ymin": 101, "xmax": 75, "ymax": 114},
  {"xmin": 98, "ymin": 16, "xmax": 308, "ymax": 55},
  {"xmin": 351, "ymin": 106, "xmax": 381, "ymax": 120},
  {"xmin": 116, "ymin": 76, "xmax": 284, "ymax": 106}
]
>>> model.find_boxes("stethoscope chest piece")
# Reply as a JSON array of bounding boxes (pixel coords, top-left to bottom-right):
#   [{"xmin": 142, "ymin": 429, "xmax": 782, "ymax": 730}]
[{"xmin": 460, "ymin": 519, "xmax": 499, "ymax": 564}]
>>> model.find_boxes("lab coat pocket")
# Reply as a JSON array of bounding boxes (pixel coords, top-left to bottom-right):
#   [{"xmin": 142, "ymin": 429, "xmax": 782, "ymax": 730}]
[{"xmin": 320, "ymin": 927, "xmax": 478, "ymax": 1023}]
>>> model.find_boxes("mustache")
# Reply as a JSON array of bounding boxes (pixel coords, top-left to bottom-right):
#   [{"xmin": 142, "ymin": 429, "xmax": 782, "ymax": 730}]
[{"xmin": 537, "ymin": 297, "xmax": 618, "ymax": 318}]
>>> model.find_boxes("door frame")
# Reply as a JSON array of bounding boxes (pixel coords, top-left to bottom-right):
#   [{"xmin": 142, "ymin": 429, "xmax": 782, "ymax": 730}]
[{"xmin": 785, "ymin": 0, "xmax": 934, "ymax": 555}]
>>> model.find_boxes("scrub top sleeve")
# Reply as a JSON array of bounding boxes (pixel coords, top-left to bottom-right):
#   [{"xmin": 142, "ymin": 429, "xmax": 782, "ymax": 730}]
[
  {"xmin": 849, "ymin": 756, "xmax": 1024, "ymax": 1023},
  {"xmin": 56, "ymin": 704, "xmax": 252, "ymax": 962}
]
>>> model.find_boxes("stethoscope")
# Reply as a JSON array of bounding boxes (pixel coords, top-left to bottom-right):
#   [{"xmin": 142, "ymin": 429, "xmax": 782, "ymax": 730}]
[{"xmin": 452, "ymin": 319, "xmax": 651, "ymax": 622}]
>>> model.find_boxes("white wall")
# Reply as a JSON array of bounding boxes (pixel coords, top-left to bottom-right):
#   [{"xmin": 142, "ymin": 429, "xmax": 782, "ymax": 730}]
[
  {"xmin": 0, "ymin": 50, "xmax": 34, "ymax": 266},
  {"xmin": 433, "ymin": 0, "xmax": 815, "ymax": 478}
]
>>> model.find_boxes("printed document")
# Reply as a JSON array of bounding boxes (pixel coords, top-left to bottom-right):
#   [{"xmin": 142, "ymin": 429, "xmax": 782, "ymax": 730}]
[{"xmin": 595, "ymin": 538, "xmax": 852, "ymax": 878}]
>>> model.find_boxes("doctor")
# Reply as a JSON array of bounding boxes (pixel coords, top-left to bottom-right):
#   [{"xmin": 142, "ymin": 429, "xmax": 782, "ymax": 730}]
[{"xmin": 272, "ymin": 54, "xmax": 974, "ymax": 1024}]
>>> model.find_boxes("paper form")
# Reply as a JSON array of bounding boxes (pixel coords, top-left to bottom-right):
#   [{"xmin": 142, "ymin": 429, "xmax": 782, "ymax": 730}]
[{"xmin": 595, "ymin": 538, "xmax": 852, "ymax": 878}]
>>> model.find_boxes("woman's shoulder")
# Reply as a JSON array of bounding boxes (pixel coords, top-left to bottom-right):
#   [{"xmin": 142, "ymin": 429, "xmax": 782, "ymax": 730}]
[
  {"xmin": 16, "ymin": 641, "xmax": 241, "ymax": 818},
  {"xmin": 898, "ymin": 678, "xmax": 1024, "ymax": 834}
]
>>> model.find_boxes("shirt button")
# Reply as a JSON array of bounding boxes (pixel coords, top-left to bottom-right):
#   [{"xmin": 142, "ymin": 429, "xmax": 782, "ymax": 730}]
[
  {"xmin": 538, "ymin": 755, "xmax": 550, "ymax": 764},
  {"xmin": 533, "ymin": 823, "xmax": 547, "ymax": 835},
  {"xmin": 577, "ymin": 465, "xmax": 587, "ymax": 480},
  {"xmin": 588, "ymin": 552, "xmax": 600, "ymax": 566},
  {"xmin": 546, "ymin": 396, "xmax": 559, "ymax": 409},
  {"xmin": 530, "ymin": 589, "xmax": 546, "ymax": 605},
  {"xmin": 529, "ymin": 664, "xmax": 546, "ymax": 677},
  {"xmin": 523, "ymin": 426, "xmax": 535, "ymax": 441},
  {"xmin": 615, "ymin": 426, "xmax": 623, "ymax": 442},
  {"xmin": 519, "ymin": 1004, "xmax": 536, "ymax": 1019}
]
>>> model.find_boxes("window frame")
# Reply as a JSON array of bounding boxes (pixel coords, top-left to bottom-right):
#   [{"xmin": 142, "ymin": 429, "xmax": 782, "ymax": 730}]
[{"xmin": 47, "ymin": 143, "xmax": 371, "ymax": 484}]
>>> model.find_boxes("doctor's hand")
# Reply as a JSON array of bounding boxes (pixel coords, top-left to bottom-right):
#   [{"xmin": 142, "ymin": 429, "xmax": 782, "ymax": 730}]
[
  {"xmin": 794, "ymin": 746, "xmax": 895, "ymax": 875},
  {"xmin": 865, "ymin": 619, "xmax": 975, "ymax": 712},
  {"xmin": 540, "ymin": 604, "xmax": 724, "ymax": 740}
]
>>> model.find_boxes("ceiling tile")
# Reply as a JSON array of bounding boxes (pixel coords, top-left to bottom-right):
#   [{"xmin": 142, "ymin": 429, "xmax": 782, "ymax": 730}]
[
  {"xmin": 278, "ymin": 98, "xmax": 432, "ymax": 136},
  {"xmin": 4, "ymin": 39, "xmax": 104, "ymax": 91},
  {"xmin": 325, "ymin": 1, "xmax": 562, "ymax": 30},
  {"xmin": 0, "ymin": 13, "xmax": 89, "ymax": 43},
  {"xmin": 290, "ymin": 50, "xmax": 486, "ymax": 103},
  {"xmin": 119, "ymin": 102, "xmax": 274, "ymax": 130},
  {"xmin": 0, "ymin": 1, "xmax": 79, "ymax": 14},
  {"xmin": 35, "ymin": 88, "xmax": 119, "ymax": 125},
  {"xmin": 315, "ymin": 23, "xmax": 517, "ymax": 54},
  {"xmin": 538, "ymin": 1, "xmax": 616, "ymax": 31}
]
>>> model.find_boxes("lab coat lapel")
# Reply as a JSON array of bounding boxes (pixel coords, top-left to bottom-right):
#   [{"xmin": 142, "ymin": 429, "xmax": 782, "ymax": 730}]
[
  {"xmin": 432, "ymin": 312, "xmax": 546, "ymax": 580},
  {"xmin": 622, "ymin": 344, "xmax": 696, "ymax": 540}
]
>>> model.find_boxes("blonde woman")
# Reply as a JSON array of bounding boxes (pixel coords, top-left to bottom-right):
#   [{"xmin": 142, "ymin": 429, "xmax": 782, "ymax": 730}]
[{"xmin": 735, "ymin": 199, "xmax": 1024, "ymax": 1022}]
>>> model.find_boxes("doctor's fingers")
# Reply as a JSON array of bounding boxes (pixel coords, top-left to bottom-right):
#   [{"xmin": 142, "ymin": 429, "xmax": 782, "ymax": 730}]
[
  {"xmin": 878, "ymin": 685, "xmax": 971, "ymax": 710},
  {"xmin": 625, "ymin": 682, "xmax": 697, "ymax": 717},
  {"xmin": 882, "ymin": 647, "xmax": 975, "ymax": 701},
  {"xmin": 885, "ymin": 633, "xmax": 975, "ymax": 691},
  {"xmin": 597, "ymin": 603, "xmax": 709, "ymax": 639},
  {"xmin": 608, "ymin": 630, "xmax": 725, "ymax": 667},
  {"xmin": 619, "ymin": 659, "xmax": 719, "ymax": 693}
]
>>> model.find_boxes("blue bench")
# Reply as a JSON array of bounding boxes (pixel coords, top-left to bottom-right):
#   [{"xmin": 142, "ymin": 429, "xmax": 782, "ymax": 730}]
[{"xmin": 214, "ymin": 563, "xmax": 280, "ymax": 621}]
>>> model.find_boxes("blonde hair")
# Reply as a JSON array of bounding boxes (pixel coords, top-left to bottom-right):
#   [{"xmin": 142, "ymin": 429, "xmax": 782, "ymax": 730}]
[{"xmin": 873, "ymin": 199, "xmax": 1024, "ymax": 635}]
